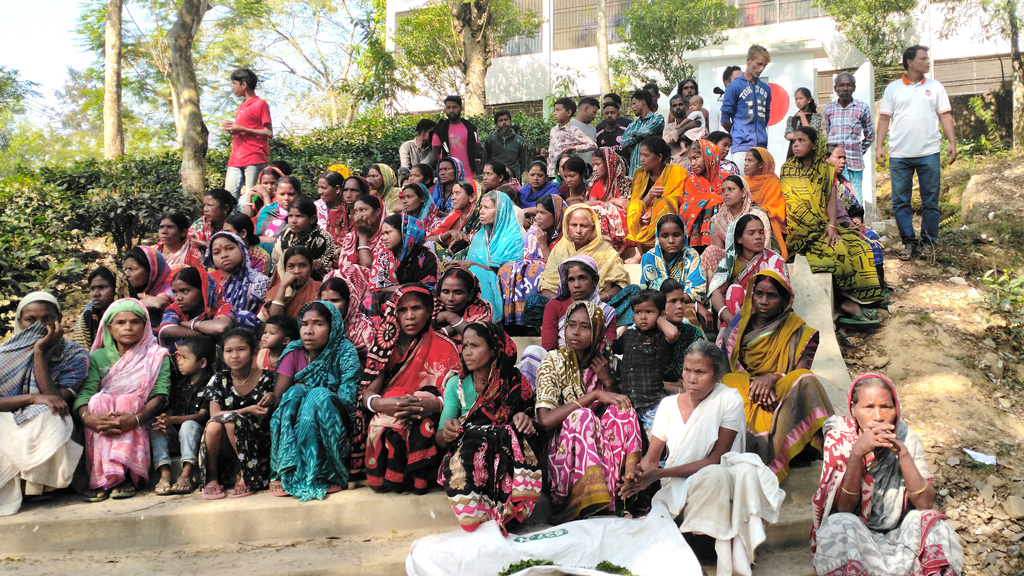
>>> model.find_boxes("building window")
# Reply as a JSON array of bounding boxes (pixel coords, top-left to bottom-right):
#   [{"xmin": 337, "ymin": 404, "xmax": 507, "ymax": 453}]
[
  {"xmin": 733, "ymin": 0, "xmax": 825, "ymax": 28},
  {"xmin": 496, "ymin": 0, "xmax": 544, "ymax": 56},
  {"xmin": 553, "ymin": 0, "xmax": 631, "ymax": 51}
]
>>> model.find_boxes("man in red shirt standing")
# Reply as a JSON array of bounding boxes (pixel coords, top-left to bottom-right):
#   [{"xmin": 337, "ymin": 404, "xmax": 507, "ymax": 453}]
[{"xmin": 221, "ymin": 68, "xmax": 273, "ymax": 210}]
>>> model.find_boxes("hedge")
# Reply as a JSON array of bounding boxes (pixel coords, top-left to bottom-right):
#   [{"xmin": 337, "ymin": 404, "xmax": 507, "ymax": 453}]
[{"xmin": 0, "ymin": 111, "xmax": 555, "ymax": 328}]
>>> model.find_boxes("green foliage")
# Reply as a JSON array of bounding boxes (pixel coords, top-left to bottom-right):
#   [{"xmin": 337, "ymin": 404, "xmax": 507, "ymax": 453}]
[
  {"xmin": 955, "ymin": 96, "xmax": 1009, "ymax": 158},
  {"xmin": 612, "ymin": 0, "xmax": 735, "ymax": 90},
  {"xmin": 594, "ymin": 561, "xmax": 638, "ymax": 575},
  {"xmin": 499, "ymin": 559, "xmax": 554, "ymax": 575},
  {"xmin": 979, "ymin": 269, "xmax": 1024, "ymax": 352},
  {"xmin": 815, "ymin": 0, "xmax": 916, "ymax": 68},
  {"xmin": 0, "ymin": 67, "xmax": 41, "ymax": 151}
]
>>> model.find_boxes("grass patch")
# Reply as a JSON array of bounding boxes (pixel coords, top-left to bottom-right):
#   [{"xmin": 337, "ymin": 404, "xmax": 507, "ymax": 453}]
[{"xmin": 500, "ymin": 560, "xmax": 554, "ymax": 575}]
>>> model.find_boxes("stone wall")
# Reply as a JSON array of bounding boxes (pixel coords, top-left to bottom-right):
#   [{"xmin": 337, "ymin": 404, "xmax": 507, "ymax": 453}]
[{"xmin": 950, "ymin": 89, "xmax": 1012, "ymax": 145}]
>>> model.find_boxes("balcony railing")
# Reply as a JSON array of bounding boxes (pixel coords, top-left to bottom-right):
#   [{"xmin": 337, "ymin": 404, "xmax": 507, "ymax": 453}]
[
  {"xmin": 553, "ymin": 0, "xmax": 630, "ymax": 50},
  {"xmin": 733, "ymin": 0, "xmax": 825, "ymax": 27}
]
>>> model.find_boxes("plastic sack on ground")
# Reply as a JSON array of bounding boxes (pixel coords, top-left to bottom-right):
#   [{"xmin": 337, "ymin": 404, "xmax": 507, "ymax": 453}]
[{"xmin": 406, "ymin": 501, "xmax": 703, "ymax": 576}]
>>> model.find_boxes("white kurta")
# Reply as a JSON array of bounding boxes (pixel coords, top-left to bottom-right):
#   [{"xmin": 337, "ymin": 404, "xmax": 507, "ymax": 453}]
[{"xmin": 0, "ymin": 410, "xmax": 82, "ymax": 516}]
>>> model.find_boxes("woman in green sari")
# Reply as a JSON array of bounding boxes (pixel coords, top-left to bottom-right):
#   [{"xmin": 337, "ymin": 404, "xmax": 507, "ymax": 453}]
[{"xmin": 781, "ymin": 127, "xmax": 883, "ymax": 325}]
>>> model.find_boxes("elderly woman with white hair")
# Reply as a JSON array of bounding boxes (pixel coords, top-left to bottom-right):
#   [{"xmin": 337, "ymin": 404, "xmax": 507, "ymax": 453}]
[{"xmin": 620, "ymin": 340, "xmax": 785, "ymax": 576}]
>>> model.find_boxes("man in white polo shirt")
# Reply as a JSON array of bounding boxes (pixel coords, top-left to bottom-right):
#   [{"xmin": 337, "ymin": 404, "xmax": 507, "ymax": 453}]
[{"xmin": 875, "ymin": 45, "xmax": 957, "ymax": 261}]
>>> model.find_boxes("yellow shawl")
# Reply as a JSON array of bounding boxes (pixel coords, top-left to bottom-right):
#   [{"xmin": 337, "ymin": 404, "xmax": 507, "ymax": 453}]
[
  {"xmin": 629, "ymin": 163, "xmax": 688, "ymax": 202},
  {"xmin": 539, "ymin": 204, "xmax": 631, "ymax": 293}
]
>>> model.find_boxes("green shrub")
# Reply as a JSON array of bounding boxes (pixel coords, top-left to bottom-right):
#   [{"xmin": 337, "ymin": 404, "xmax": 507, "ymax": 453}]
[{"xmin": 979, "ymin": 269, "xmax": 1024, "ymax": 354}]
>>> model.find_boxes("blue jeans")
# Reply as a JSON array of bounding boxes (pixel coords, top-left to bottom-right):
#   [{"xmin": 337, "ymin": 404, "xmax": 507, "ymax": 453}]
[
  {"xmin": 889, "ymin": 153, "xmax": 941, "ymax": 245},
  {"xmin": 224, "ymin": 164, "xmax": 266, "ymax": 208},
  {"xmin": 150, "ymin": 419, "xmax": 203, "ymax": 468}
]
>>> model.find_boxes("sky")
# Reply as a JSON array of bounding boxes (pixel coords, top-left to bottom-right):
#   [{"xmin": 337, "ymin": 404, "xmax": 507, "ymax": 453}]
[{"xmin": 3, "ymin": 0, "xmax": 94, "ymax": 111}]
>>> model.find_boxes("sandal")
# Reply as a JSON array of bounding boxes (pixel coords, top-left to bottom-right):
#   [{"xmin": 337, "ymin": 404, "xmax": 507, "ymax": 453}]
[
  {"xmin": 201, "ymin": 482, "xmax": 226, "ymax": 500},
  {"xmin": 154, "ymin": 477, "xmax": 173, "ymax": 496},
  {"xmin": 269, "ymin": 480, "xmax": 289, "ymax": 497},
  {"xmin": 229, "ymin": 481, "xmax": 253, "ymax": 499},
  {"xmin": 898, "ymin": 244, "xmax": 916, "ymax": 261},
  {"xmin": 82, "ymin": 489, "xmax": 109, "ymax": 503},
  {"xmin": 110, "ymin": 482, "xmax": 137, "ymax": 500},
  {"xmin": 836, "ymin": 314, "xmax": 880, "ymax": 327},
  {"xmin": 170, "ymin": 475, "xmax": 195, "ymax": 495},
  {"xmin": 326, "ymin": 484, "xmax": 342, "ymax": 494}
]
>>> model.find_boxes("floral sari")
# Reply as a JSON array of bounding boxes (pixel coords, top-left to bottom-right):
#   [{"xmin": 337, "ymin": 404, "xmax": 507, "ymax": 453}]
[
  {"xmin": 534, "ymin": 301, "xmax": 642, "ymax": 523},
  {"xmin": 337, "ymin": 195, "xmax": 387, "ymax": 267},
  {"xmin": 811, "ymin": 374, "xmax": 963, "ymax": 576},
  {"xmin": 586, "ymin": 148, "xmax": 632, "ymax": 250},
  {"xmin": 719, "ymin": 270, "xmax": 833, "ymax": 482},
  {"xmin": 432, "ymin": 268, "xmax": 493, "ymax": 349},
  {"xmin": 351, "ymin": 285, "xmax": 461, "ymax": 492},
  {"xmin": 641, "ymin": 214, "xmax": 707, "ymax": 299},
  {"xmin": 157, "ymin": 238, "xmax": 203, "ymax": 269},
  {"xmin": 781, "ymin": 131, "xmax": 883, "ymax": 305},
  {"xmin": 677, "ymin": 139, "xmax": 726, "ymax": 248},
  {"xmin": 700, "ymin": 177, "xmax": 773, "ymax": 280},
  {"xmin": 273, "ymin": 223, "xmax": 337, "ymax": 282},
  {"xmin": 367, "ymin": 215, "xmax": 440, "ymax": 314},
  {"xmin": 431, "ymin": 157, "xmax": 465, "ymax": 214},
  {"xmin": 439, "ymin": 325, "xmax": 542, "ymax": 534},
  {"xmin": 498, "ymin": 194, "xmax": 566, "ymax": 325},
  {"xmin": 432, "ymin": 179, "xmax": 482, "ymax": 265}
]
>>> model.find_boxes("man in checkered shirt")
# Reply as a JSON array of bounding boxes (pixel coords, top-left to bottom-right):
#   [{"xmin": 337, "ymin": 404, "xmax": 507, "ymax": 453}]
[{"xmin": 823, "ymin": 73, "xmax": 875, "ymax": 203}]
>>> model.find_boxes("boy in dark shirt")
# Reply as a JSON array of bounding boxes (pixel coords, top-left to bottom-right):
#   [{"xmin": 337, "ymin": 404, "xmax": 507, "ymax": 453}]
[
  {"xmin": 659, "ymin": 279, "xmax": 707, "ymax": 394},
  {"xmin": 612, "ymin": 290, "xmax": 679, "ymax": 434},
  {"xmin": 151, "ymin": 335, "xmax": 215, "ymax": 495}
]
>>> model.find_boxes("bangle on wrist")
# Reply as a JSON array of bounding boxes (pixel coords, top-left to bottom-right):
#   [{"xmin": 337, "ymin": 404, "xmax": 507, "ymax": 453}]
[
  {"xmin": 366, "ymin": 394, "xmax": 381, "ymax": 413},
  {"xmin": 358, "ymin": 245, "xmax": 371, "ymax": 250},
  {"xmin": 909, "ymin": 483, "xmax": 929, "ymax": 495},
  {"xmin": 451, "ymin": 317, "xmax": 464, "ymax": 328},
  {"xmin": 272, "ymin": 299, "xmax": 286, "ymax": 307},
  {"xmin": 572, "ymin": 400, "xmax": 585, "ymax": 410},
  {"xmin": 135, "ymin": 415, "xmax": 142, "ymax": 428},
  {"xmin": 840, "ymin": 486, "xmax": 859, "ymax": 496}
]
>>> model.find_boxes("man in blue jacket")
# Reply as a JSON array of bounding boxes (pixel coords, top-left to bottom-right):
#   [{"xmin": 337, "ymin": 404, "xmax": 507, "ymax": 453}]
[{"xmin": 720, "ymin": 45, "xmax": 772, "ymax": 174}]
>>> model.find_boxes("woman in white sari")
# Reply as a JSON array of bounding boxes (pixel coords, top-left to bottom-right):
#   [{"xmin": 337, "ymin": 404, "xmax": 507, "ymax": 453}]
[{"xmin": 620, "ymin": 340, "xmax": 784, "ymax": 576}]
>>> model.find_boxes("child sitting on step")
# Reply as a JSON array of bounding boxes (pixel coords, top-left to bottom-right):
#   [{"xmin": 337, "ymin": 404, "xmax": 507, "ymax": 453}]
[
  {"xmin": 151, "ymin": 335, "xmax": 214, "ymax": 495},
  {"xmin": 255, "ymin": 314, "xmax": 298, "ymax": 372}
]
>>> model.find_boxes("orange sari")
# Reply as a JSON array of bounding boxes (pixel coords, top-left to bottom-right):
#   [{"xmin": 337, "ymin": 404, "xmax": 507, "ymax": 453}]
[{"xmin": 745, "ymin": 147, "xmax": 788, "ymax": 259}]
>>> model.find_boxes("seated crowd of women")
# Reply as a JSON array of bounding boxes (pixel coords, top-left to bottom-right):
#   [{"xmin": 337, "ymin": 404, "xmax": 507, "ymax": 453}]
[{"xmin": 0, "ymin": 136, "xmax": 958, "ymax": 576}]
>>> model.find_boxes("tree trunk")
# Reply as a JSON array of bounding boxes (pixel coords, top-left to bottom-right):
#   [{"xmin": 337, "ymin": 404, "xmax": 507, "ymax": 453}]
[
  {"xmin": 169, "ymin": 82, "xmax": 184, "ymax": 148},
  {"xmin": 103, "ymin": 0, "xmax": 124, "ymax": 159},
  {"xmin": 169, "ymin": 0, "xmax": 209, "ymax": 194},
  {"xmin": 329, "ymin": 89, "xmax": 339, "ymax": 127},
  {"xmin": 1009, "ymin": 0, "xmax": 1023, "ymax": 153},
  {"xmin": 462, "ymin": 38, "xmax": 488, "ymax": 115},
  {"xmin": 595, "ymin": 0, "xmax": 612, "ymax": 95}
]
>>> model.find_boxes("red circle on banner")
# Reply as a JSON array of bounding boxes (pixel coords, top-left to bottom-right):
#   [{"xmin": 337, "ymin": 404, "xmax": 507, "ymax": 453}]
[{"xmin": 768, "ymin": 83, "xmax": 789, "ymax": 126}]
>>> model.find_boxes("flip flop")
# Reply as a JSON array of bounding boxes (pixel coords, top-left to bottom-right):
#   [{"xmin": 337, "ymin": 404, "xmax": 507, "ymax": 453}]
[
  {"xmin": 111, "ymin": 482, "xmax": 137, "ymax": 499},
  {"xmin": 229, "ymin": 482, "xmax": 253, "ymax": 499},
  {"xmin": 154, "ymin": 477, "xmax": 173, "ymax": 496},
  {"xmin": 836, "ymin": 314, "xmax": 880, "ymax": 327},
  {"xmin": 326, "ymin": 484, "xmax": 342, "ymax": 494},
  {"xmin": 82, "ymin": 489, "xmax": 109, "ymax": 503},
  {"xmin": 269, "ymin": 481, "xmax": 289, "ymax": 497},
  {"xmin": 170, "ymin": 475, "xmax": 195, "ymax": 495},
  {"xmin": 201, "ymin": 483, "xmax": 226, "ymax": 500}
]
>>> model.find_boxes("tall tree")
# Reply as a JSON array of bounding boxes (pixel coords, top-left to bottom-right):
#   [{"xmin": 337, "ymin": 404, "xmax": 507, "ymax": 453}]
[
  {"xmin": 816, "ymin": 0, "xmax": 916, "ymax": 81},
  {"xmin": 394, "ymin": 0, "xmax": 542, "ymax": 114},
  {"xmin": 0, "ymin": 68, "xmax": 40, "ymax": 151},
  {"xmin": 612, "ymin": 0, "xmax": 735, "ymax": 90},
  {"xmin": 594, "ymin": 0, "xmax": 612, "ymax": 95},
  {"xmin": 103, "ymin": 0, "xmax": 124, "ymax": 159},
  {"xmin": 169, "ymin": 0, "xmax": 209, "ymax": 193},
  {"xmin": 939, "ymin": 0, "xmax": 1023, "ymax": 152}
]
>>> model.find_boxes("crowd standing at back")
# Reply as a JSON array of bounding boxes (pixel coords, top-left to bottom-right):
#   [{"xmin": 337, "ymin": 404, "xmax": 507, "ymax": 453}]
[{"xmin": 0, "ymin": 52, "xmax": 964, "ymax": 576}]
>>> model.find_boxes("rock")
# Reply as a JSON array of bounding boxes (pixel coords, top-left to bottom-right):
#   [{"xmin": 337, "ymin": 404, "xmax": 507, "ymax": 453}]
[
  {"xmin": 1011, "ymin": 533, "xmax": 1024, "ymax": 542},
  {"xmin": 1000, "ymin": 398, "xmax": 1013, "ymax": 409},
  {"xmin": 946, "ymin": 508, "xmax": 961, "ymax": 521},
  {"xmin": 984, "ymin": 338, "xmax": 998, "ymax": 349},
  {"xmin": 981, "ymin": 483, "xmax": 996, "ymax": 503},
  {"xmin": 948, "ymin": 456, "xmax": 961, "ymax": 467},
  {"xmin": 1005, "ymin": 495, "xmax": 1024, "ymax": 519},
  {"xmin": 991, "ymin": 475, "xmax": 1008, "ymax": 489},
  {"xmin": 947, "ymin": 266, "xmax": 961, "ymax": 276},
  {"xmin": 995, "ymin": 360, "xmax": 1005, "ymax": 379},
  {"xmin": 950, "ymin": 276, "xmax": 967, "ymax": 285}
]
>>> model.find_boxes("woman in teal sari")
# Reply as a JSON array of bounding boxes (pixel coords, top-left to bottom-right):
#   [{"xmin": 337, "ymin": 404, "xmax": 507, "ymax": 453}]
[
  {"xmin": 269, "ymin": 300, "xmax": 361, "ymax": 501},
  {"xmin": 640, "ymin": 214, "xmax": 711, "ymax": 327},
  {"xmin": 448, "ymin": 192, "xmax": 524, "ymax": 322}
]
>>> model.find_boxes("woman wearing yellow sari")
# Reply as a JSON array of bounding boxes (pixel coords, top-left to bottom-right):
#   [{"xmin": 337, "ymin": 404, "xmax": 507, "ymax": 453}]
[
  {"xmin": 782, "ymin": 127, "xmax": 883, "ymax": 325},
  {"xmin": 718, "ymin": 269, "xmax": 834, "ymax": 482},
  {"xmin": 626, "ymin": 137, "xmax": 688, "ymax": 254}
]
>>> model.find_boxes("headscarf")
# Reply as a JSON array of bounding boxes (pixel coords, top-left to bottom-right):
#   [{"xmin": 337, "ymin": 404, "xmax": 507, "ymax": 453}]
[
  {"xmin": 157, "ymin": 238, "xmax": 203, "ymax": 269},
  {"xmin": 519, "ymin": 180, "xmax": 560, "ymax": 209},
  {"xmin": 405, "ymin": 182, "xmax": 439, "ymax": 227},
  {"xmin": 369, "ymin": 214, "xmax": 438, "ymax": 293},
  {"xmin": 811, "ymin": 373, "xmax": 913, "ymax": 553},
  {"xmin": 73, "ymin": 267, "xmax": 132, "ymax": 347},
  {"xmin": 779, "ymin": 128, "xmax": 836, "ymax": 255},
  {"xmin": 263, "ymin": 248, "xmax": 323, "ymax": 320},
  {"xmin": 531, "ymin": 193, "xmax": 567, "ymax": 251},
  {"xmin": 371, "ymin": 163, "xmax": 401, "ymax": 209},
  {"xmin": 362, "ymin": 285, "xmax": 436, "ymax": 385},
  {"xmin": 431, "ymin": 157, "xmax": 466, "ymax": 213},
  {"xmin": 711, "ymin": 177, "xmax": 754, "ymax": 238},
  {"xmin": 327, "ymin": 164, "xmax": 352, "ymax": 179},
  {"xmin": 134, "ymin": 246, "xmax": 173, "ymax": 296},
  {"xmin": 588, "ymin": 147, "xmax": 632, "ymax": 201},
  {"xmin": 457, "ymin": 322, "xmax": 534, "ymax": 427},
  {"xmin": 466, "ymin": 192, "xmax": 524, "ymax": 269},
  {"xmin": 12, "ymin": 292, "xmax": 61, "ymax": 335},
  {"xmin": 678, "ymin": 140, "xmax": 726, "ymax": 245},
  {"xmin": 275, "ymin": 215, "xmax": 336, "ymax": 280},
  {"xmin": 432, "ymin": 268, "xmax": 493, "ymax": 332},
  {"xmin": 640, "ymin": 214, "xmax": 707, "ymax": 298},
  {"xmin": 555, "ymin": 255, "xmax": 615, "ymax": 339},
  {"xmin": 161, "ymin": 266, "xmax": 235, "ymax": 326},
  {"xmin": 707, "ymin": 214, "xmax": 783, "ymax": 297},
  {"xmin": 538, "ymin": 204, "xmax": 630, "ymax": 294},
  {"xmin": 279, "ymin": 300, "xmax": 360, "ymax": 404},
  {"xmin": 745, "ymin": 147, "xmax": 788, "ymax": 259},
  {"xmin": 204, "ymin": 231, "xmax": 270, "ymax": 329}
]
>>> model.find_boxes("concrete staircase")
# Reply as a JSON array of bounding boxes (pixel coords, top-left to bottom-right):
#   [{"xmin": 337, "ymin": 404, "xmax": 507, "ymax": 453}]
[{"xmin": 0, "ymin": 257, "xmax": 846, "ymax": 575}]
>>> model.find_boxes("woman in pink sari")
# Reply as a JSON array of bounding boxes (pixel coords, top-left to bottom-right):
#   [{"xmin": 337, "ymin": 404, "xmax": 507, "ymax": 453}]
[
  {"xmin": 74, "ymin": 299, "xmax": 171, "ymax": 501},
  {"xmin": 534, "ymin": 301, "xmax": 642, "ymax": 523},
  {"xmin": 707, "ymin": 214, "xmax": 787, "ymax": 331}
]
